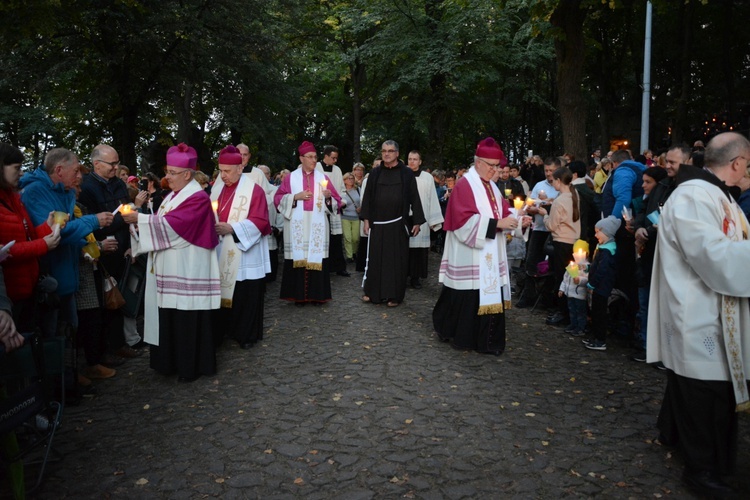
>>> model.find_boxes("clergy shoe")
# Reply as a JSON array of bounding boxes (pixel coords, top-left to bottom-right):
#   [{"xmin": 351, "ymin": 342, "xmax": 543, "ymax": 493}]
[
  {"xmin": 545, "ymin": 312, "xmax": 568, "ymax": 326},
  {"xmin": 336, "ymin": 271, "xmax": 351, "ymax": 277},
  {"xmin": 683, "ymin": 469, "xmax": 734, "ymax": 498},
  {"xmin": 178, "ymin": 375, "xmax": 199, "ymax": 383},
  {"xmin": 411, "ymin": 278, "xmax": 422, "ymax": 289},
  {"xmin": 240, "ymin": 342, "xmax": 254, "ymax": 350}
]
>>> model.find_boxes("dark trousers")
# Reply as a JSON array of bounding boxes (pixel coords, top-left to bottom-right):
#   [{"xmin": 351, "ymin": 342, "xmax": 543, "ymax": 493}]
[
  {"xmin": 590, "ymin": 293, "xmax": 608, "ymax": 342},
  {"xmin": 329, "ymin": 233, "xmax": 347, "ymax": 273},
  {"xmin": 658, "ymin": 370, "xmax": 740, "ymax": 475},
  {"xmin": 567, "ymin": 297, "xmax": 587, "ymax": 332}
]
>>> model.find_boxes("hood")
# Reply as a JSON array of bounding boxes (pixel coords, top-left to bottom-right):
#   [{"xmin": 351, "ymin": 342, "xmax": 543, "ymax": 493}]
[{"xmin": 18, "ymin": 165, "xmax": 66, "ymax": 194}]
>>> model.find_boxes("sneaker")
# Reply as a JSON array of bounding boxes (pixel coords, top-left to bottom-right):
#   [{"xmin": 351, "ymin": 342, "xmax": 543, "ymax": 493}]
[
  {"xmin": 84, "ymin": 364, "xmax": 116, "ymax": 379},
  {"xmin": 564, "ymin": 326, "xmax": 578, "ymax": 334},
  {"xmin": 631, "ymin": 350, "xmax": 647, "ymax": 363},
  {"xmin": 569, "ymin": 330, "xmax": 585, "ymax": 337},
  {"xmin": 584, "ymin": 340, "xmax": 607, "ymax": 351}
]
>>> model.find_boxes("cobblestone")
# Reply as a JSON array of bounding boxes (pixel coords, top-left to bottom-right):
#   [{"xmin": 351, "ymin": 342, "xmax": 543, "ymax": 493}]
[{"xmin": 29, "ymin": 256, "xmax": 750, "ymax": 498}]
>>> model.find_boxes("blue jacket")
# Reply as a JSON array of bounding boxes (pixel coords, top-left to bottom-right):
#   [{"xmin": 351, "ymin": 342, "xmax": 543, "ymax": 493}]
[
  {"xmin": 19, "ymin": 167, "xmax": 100, "ymax": 296},
  {"xmin": 601, "ymin": 160, "xmax": 646, "ymax": 220}
]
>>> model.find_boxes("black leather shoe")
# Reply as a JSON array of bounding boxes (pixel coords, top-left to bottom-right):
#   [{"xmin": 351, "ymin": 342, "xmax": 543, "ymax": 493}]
[
  {"xmin": 411, "ymin": 278, "xmax": 422, "ymax": 289},
  {"xmin": 683, "ymin": 469, "xmax": 734, "ymax": 498},
  {"xmin": 336, "ymin": 271, "xmax": 351, "ymax": 277},
  {"xmin": 178, "ymin": 375, "xmax": 199, "ymax": 383}
]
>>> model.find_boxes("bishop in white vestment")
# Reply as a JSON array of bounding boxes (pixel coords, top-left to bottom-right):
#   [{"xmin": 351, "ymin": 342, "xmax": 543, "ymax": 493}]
[
  {"xmin": 211, "ymin": 146, "xmax": 271, "ymax": 349},
  {"xmin": 125, "ymin": 143, "xmax": 220, "ymax": 382}
]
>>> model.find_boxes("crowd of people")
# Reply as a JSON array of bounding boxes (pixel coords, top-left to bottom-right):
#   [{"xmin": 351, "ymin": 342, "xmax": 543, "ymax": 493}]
[{"xmin": 2, "ymin": 131, "xmax": 750, "ymax": 497}]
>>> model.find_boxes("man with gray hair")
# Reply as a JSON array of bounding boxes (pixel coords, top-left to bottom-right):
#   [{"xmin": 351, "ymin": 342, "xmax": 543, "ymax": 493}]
[
  {"xmin": 360, "ymin": 140, "xmax": 424, "ymax": 307},
  {"xmin": 20, "ymin": 148, "xmax": 114, "ymax": 335},
  {"xmin": 648, "ymin": 132, "xmax": 750, "ymax": 497}
]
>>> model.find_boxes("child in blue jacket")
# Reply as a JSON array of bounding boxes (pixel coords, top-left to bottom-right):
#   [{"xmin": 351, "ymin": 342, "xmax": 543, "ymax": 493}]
[{"xmin": 582, "ymin": 216, "xmax": 620, "ymax": 351}]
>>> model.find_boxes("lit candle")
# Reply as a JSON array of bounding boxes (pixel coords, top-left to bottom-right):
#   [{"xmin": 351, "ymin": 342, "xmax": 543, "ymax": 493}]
[
  {"xmin": 504, "ymin": 188, "xmax": 511, "ymax": 198},
  {"xmin": 539, "ymin": 189, "xmax": 546, "ymax": 198},
  {"xmin": 566, "ymin": 261, "xmax": 579, "ymax": 278},
  {"xmin": 211, "ymin": 200, "xmax": 220, "ymax": 223},
  {"xmin": 573, "ymin": 248, "xmax": 587, "ymax": 264},
  {"xmin": 525, "ymin": 198, "xmax": 535, "ymax": 207},
  {"xmin": 121, "ymin": 204, "xmax": 132, "ymax": 215},
  {"xmin": 320, "ymin": 179, "xmax": 328, "ymax": 190},
  {"xmin": 513, "ymin": 198, "xmax": 524, "ymax": 211}
]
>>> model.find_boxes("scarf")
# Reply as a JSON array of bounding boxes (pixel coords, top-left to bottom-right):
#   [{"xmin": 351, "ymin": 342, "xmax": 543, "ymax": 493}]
[
  {"xmin": 211, "ymin": 174, "xmax": 255, "ymax": 307},
  {"xmin": 290, "ymin": 168, "xmax": 327, "ymax": 270},
  {"xmin": 465, "ymin": 167, "xmax": 511, "ymax": 315}
]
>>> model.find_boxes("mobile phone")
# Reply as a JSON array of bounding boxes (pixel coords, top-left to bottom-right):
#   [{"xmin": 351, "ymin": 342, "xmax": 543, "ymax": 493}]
[{"xmin": 139, "ymin": 179, "xmax": 149, "ymax": 191}]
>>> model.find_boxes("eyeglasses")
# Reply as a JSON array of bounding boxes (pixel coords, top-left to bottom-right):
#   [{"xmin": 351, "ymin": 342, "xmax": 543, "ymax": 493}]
[
  {"xmin": 479, "ymin": 158, "xmax": 502, "ymax": 169},
  {"xmin": 381, "ymin": 149, "xmax": 397, "ymax": 154},
  {"xmin": 96, "ymin": 159, "xmax": 120, "ymax": 167},
  {"xmin": 165, "ymin": 170, "xmax": 187, "ymax": 176},
  {"xmin": 730, "ymin": 155, "xmax": 750, "ymax": 168},
  {"xmin": 302, "ymin": 154, "xmax": 317, "ymax": 160}
]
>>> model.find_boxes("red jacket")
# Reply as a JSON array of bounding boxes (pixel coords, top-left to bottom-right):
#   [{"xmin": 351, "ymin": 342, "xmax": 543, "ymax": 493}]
[{"xmin": 0, "ymin": 188, "xmax": 52, "ymax": 301}]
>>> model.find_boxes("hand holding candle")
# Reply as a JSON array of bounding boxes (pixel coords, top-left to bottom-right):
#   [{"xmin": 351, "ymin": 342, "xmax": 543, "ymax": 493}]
[{"xmin": 566, "ymin": 261, "xmax": 579, "ymax": 278}]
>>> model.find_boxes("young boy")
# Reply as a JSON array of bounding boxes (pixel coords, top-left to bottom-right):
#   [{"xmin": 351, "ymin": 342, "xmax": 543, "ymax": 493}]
[{"xmin": 582, "ymin": 216, "xmax": 620, "ymax": 351}]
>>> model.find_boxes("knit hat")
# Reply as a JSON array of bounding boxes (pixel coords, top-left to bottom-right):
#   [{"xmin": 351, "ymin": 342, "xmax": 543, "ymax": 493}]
[
  {"xmin": 643, "ymin": 166, "xmax": 667, "ymax": 184},
  {"xmin": 127, "ymin": 176, "xmax": 138, "ymax": 184},
  {"xmin": 166, "ymin": 143, "xmax": 198, "ymax": 170},
  {"xmin": 595, "ymin": 215, "xmax": 621, "ymax": 240},
  {"xmin": 475, "ymin": 138, "xmax": 508, "ymax": 167},
  {"xmin": 298, "ymin": 141, "xmax": 316, "ymax": 156},
  {"xmin": 218, "ymin": 145, "xmax": 242, "ymax": 165}
]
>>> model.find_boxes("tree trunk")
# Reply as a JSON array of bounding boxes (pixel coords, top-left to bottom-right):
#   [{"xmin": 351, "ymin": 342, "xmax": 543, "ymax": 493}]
[{"xmin": 551, "ymin": 0, "xmax": 588, "ymax": 161}]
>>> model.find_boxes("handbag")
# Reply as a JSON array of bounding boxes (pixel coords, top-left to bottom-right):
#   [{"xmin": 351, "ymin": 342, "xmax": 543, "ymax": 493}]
[{"xmin": 101, "ymin": 264, "xmax": 125, "ymax": 310}]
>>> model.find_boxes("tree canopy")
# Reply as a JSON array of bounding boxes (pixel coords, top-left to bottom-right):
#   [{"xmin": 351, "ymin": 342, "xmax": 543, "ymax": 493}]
[{"xmin": 1, "ymin": 0, "xmax": 748, "ymax": 173}]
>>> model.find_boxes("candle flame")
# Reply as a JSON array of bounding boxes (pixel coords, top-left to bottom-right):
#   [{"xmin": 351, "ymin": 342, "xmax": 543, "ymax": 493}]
[{"xmin": 211, "ymin": 200, "xmax": 219, "ymax": 212}]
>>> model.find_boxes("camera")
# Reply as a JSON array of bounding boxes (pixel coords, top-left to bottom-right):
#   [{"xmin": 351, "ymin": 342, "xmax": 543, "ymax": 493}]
[{"xmin": 139, "ymin": 178, "xmax": 149, "ymax": 191}]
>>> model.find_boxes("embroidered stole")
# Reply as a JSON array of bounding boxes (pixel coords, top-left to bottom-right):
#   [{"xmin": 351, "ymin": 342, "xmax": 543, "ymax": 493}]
[
  {"xmin": 465, "ymin": 168, "xmax": 511, "ymax": 315},
  {"xmin": 211, "ymin": 175, "xmax": 254, "ymax": 308},
  {"xmin": 290, "ymin": 168, "xmax": 327, "ymax": 270},
  {"xmin": 143, "ymin": 180, "xmax": 202, "ymax": 346},
  {"xmin": 718, "ymin": 198, "xmax": 750, "ymax": 411}
]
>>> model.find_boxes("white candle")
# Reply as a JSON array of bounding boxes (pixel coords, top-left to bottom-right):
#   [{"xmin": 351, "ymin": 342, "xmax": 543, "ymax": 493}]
[{"xmin": 211, "ymin": 200, "xmax": 220, "ymax": 223}]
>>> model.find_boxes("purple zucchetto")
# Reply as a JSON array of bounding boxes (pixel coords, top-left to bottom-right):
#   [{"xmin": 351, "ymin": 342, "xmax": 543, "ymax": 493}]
[
  {"xmin": 218, "ymin": 145, "xmax": 242, "ymax": 165},
  {"xmin": 475, "ymin": 137, "xmax": 508, "ymax": 167},
  {"xmin": 298, "ymin": 141, "xmax": 317, "ymax": 157},
  {"xmin": 166, "ymin": 143, "xmax": 198, "ymax": 170}
]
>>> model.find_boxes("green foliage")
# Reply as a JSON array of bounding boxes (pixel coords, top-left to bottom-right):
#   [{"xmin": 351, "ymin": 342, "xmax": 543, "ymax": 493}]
[{"xmin": 0, "ymin": 0, "xmax": 748, "ymax": 172}]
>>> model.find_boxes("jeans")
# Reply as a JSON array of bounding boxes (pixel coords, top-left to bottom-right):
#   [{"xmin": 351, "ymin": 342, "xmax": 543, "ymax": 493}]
[{"xmin": 567, "ymin": 297, "xmax": 587, "ymax": 332}]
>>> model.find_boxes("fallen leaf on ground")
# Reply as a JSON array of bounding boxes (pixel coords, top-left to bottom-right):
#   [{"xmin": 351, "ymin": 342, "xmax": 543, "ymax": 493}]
[
  {"xmin": 143, "ymin": 404, "xmax": 150, "ymax": 410},
  {"xmin": 135, "ymin": 478, "xmax": 148, "ymax": 486},
  {"xmin": 294, "ymin": 477, "xmax": 304, "ymax": 485}
]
